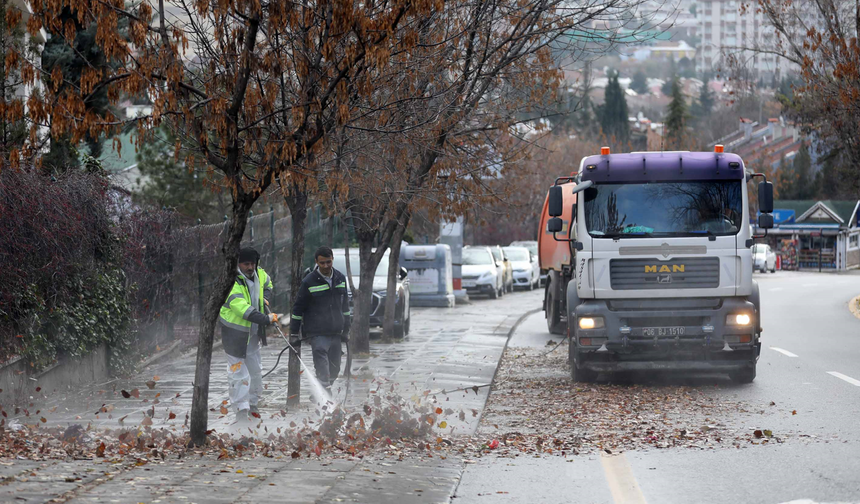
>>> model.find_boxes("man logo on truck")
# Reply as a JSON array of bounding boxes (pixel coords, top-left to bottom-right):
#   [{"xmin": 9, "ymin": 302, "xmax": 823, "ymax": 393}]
[{"xmin": 644, "ymin": 265, "xmax": 685, "ymax": 273}]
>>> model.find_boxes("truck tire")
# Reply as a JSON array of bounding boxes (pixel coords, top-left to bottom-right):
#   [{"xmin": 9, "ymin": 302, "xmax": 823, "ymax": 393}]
[
  {"xmin": 729, "ymin": 363, "xmax": 756, "ymax": 384},
  {"xmin": 545, "ymin": 272, "xmax": 564, "ymax": 335},
  {"xmin": 569, "ymin": 338, "xmax": 598, "ymax": 383}
]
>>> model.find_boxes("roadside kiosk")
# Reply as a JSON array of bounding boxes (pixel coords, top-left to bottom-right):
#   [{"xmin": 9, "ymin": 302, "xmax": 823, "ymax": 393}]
[{"xmin": 401, "ymin": 244, "xmax": 455, "ymax": 307}]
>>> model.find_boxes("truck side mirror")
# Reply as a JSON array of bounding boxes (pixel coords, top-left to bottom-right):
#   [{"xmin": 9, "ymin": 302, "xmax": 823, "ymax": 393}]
[
  {"xmin": 547, "ymin": 217, "xmax": 563, "ymax": 233},
  {"xmin": 758, "ymin": 181, "xmax": 774, "ymax": 213},
  {"xmin": 548, "ymin": 186, "xmax": 563, "ymax": 217},
  {"xmin": 758, "ymin": 213, "xmax": 774, "ymax": 229}
]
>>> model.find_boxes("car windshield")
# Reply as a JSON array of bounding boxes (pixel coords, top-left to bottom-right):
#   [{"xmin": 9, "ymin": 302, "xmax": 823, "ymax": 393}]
[
  {"xmin": 503, "ymin": 248, "xmax": 530, "ymax": 261},
  {"xmin": 462, "ymin": 249, "xmax": 494, "ymax": 265},
  {"xmin": 333, "ymin": 254, "xmax": 390, "ymax": 277},
  {"xmin": 583, "ymin": 181, "xmax": 743, "ymax": 237}
]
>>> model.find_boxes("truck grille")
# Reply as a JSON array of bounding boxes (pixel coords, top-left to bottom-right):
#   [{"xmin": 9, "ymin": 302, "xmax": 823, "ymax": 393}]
[{"xmin": 610, "ymin": 257, "xmax": 719, "ymax": 290}]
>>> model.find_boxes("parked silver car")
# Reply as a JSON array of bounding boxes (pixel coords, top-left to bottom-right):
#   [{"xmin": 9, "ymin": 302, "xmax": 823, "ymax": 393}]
[{"xmin": 752, "ymin": 243, "xmax": 777, "ymax": 273}]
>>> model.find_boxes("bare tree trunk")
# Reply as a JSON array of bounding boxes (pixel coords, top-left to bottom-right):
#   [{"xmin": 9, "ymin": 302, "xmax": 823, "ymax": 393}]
[
  {"xmin": 190, "ymin": 199, "xmax": 253, "ymax": 446},
  {"xmin": 350, "ymin": 236, "xmax": 376, "ymax": 353},
  {"xmin": 324, "ymin": 210, "xmax": 334, "ymax": 247},
  {"xmin": 382, "ymin": 220, "xmax": 407, "ymax": 338},
  {"xmin": 284, "ymin": 185, "xmax": 308, "ymax": 407}
]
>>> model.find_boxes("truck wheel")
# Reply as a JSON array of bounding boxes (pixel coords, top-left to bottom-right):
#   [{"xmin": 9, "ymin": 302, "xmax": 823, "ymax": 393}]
[
  {"xmin": 569, "ymin": 339, "xmax": 597, "ymax": 383},
  {"xmin": 729, "ymin": 363, "xmax": 756, "ymax": 384},
  {"xmin": 545, "ymin": 277, "xmax": 564, "ymax": 335}
]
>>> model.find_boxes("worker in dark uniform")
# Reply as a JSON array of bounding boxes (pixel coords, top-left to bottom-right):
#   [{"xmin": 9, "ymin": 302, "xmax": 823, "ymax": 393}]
[{"xmin": 289, "ymin": 246, "xmax": 351, "ymax": 396}]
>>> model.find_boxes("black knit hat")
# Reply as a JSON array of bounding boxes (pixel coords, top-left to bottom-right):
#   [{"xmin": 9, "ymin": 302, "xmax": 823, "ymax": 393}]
[{"xmin": 238, "ymin": 247, "xmax": 260, "ymax": 264}]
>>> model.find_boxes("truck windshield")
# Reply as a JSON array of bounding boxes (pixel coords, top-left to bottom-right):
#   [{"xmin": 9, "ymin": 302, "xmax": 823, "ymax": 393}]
[{"xmin": 583, "ymin": 181, "xmax": 743, "ymax": 238}]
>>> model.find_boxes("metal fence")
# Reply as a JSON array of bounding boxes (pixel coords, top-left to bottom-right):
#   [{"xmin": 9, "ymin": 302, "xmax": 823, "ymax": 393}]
[{"xmin": 167, "ymin": 207, "xmax": 344, "ymax": 333}]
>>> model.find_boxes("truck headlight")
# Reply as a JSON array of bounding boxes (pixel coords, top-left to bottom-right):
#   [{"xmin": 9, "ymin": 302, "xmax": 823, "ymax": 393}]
[
  {"xmin": 578, "ymin": 317, "xmax": 605, "ymax": 329},
  {"xmin": 726, "ymin": 313, "xmax": 752, "ymax": 326}
]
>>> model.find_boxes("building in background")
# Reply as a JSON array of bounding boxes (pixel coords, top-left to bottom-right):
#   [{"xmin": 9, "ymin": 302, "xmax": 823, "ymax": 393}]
[
  {"xmin": 758, "ymin": 200, "xmax": 860, "ymax": 271},
  {"xmin": 696, "ymin": 0, "xmax": 799, "ymax": 81},
  {"xmin": 710, "ymin": 117, "xmax": 802, "ymax": 169},
  {"xmin": 9, "ymin": 0, "xmax": 48, "ymax": 150}
]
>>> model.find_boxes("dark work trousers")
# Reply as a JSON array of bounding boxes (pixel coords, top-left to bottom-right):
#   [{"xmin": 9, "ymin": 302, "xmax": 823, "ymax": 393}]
[{"xmin": 309, "ymin": 334, "xmax": 342, "ymax": 388}]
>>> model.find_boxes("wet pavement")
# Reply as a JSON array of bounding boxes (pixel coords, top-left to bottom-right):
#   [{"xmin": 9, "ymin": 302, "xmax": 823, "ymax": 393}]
[{"xmin": 1, "ymin": 289, "xmax": 544, "ymax": 504}]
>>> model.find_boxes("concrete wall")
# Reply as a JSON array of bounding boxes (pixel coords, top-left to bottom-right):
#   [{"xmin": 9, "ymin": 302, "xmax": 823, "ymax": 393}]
[{"xmin": 0, "ymin": 344, "xmax": 109, "ymax": 408}]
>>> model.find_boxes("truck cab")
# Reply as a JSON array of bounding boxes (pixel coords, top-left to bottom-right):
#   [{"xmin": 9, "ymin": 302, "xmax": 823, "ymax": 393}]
[{"xmin": 542, "ymin": 149, "xmax": 774, "ymax": 384}]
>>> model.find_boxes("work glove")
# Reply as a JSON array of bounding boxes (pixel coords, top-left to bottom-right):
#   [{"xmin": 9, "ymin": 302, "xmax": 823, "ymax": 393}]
[{"xmin": 267, "ymin": 313, "xmax": 278, "ymax": 325}]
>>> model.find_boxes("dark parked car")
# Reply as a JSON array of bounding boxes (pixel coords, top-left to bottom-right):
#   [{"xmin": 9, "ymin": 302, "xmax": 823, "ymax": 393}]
[{"xmin": 331, "ymin": 248, "xmax": 411, "ymax": 337}]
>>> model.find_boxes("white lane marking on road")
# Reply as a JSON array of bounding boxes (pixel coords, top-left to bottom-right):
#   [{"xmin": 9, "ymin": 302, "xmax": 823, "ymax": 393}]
[
  {"xmin": 601, "ymin": 453, "xmax": 648, "ymax": 504},
  {"xmin": 769, "ymin": 287, "xmax": 784, "ymax": 291},
  {"xmin": 827, "ymin": 372, "xmax": 860, "ymax": 387},
  {"xmin": 770, "ymin": 347, "xmax": 799, "ymax": 358}
]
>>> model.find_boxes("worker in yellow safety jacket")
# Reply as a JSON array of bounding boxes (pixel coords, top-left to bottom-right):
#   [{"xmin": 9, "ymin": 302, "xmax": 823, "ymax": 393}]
[{"xmin": 219, "ymin": 247, "xmax": 276, "ymax": 423}]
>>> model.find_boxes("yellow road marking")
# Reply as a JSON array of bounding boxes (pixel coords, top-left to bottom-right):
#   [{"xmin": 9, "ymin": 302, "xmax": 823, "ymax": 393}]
[{"xmin": 600, "ymin": 452, "xmax": 648, "ymax": 504}]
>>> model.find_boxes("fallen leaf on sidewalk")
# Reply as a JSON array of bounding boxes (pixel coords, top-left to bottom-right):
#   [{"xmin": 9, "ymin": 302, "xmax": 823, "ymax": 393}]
[
  {"xmin": 121, "ymin": 390, "xmax": 131, "ymax": 398},
  {"xmin": 145, "ymin": 381, "xmax": 157, "ymax": 390},
  {"xmin": 219, "ymin": 406, "xmax": 228, "ymax": 415},
  {"xmin": 141, "ymin": 417, "xmax": 153, "ymax": 426}
]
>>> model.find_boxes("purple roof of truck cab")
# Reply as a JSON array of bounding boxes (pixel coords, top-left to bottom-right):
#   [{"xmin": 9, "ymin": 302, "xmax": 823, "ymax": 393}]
[{"xmin": 579, "ymin": 151, "xmax": 745, "ymax": 183}]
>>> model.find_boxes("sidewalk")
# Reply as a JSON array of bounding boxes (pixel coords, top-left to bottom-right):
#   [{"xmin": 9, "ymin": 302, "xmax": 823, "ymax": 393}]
[{"xmin": 1, "ymin": 289, "xmax": 543, "ymax": 504}]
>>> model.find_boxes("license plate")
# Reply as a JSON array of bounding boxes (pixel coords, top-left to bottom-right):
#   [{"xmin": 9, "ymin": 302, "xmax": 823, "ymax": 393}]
[
  {"xmin": 643, "ymin": 326, "xmax": 685, "ymax": 337},
  {"xmin": 462, "ymin": 280, "xmax": 476, "ymax": 288}
]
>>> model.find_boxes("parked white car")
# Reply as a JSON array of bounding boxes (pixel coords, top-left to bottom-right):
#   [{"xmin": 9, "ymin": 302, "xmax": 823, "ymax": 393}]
[
  {"xmin": 461, "ymin": 246, "xmax": 504, "ymax": 298},
  {"xmin": 752, "ymin": 243, "xmax": 777, "ymax": 273},
  {"xmin": 503, "ymin": 246, "xmax": 539, "ymax": 290}
]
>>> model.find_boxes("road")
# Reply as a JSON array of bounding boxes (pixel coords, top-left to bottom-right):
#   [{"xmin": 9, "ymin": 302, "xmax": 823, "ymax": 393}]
[{"xmin": 455, "ymin": 271, "xmax": 860, "ymax": 504}]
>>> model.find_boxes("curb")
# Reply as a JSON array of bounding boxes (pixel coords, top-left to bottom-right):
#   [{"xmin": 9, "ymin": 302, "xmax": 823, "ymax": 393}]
[
  {"xmin": 448, "ymin": 305, "xmax": 543, "ymax": 504},
  {"xmin": 135, "ymin": 340, "xmax": 181, "ymax": 372},
  {"xmin": 850, "ymin": 295, "xmax": 860, "ymax": 320}
]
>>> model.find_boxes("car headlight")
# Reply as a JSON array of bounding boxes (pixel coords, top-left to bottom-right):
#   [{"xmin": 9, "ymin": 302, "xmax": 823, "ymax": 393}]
[
  {"xmin": 726, "ymin": 313, "xmax": 752, "ymax": 326},
  {"xmin": 578, "ymin": 317, "xmax": 605, "ymax": 329},
  {"xmin": 479, "ymin": 271, "xmax": 494, "ymax": 280}
]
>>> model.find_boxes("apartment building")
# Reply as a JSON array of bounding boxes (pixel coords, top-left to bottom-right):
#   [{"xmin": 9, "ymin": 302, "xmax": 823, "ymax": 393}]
[{"xmin": 696, "ymin": 0, "xmax": 795, "ymax": 81}]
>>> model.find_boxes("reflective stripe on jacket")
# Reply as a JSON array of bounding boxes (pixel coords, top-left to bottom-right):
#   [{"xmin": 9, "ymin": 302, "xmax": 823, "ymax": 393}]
[
  {"xmin": 219, "ymin": 267, "xmax": 273, "ymax": 358},
  {"xmin": 289, "ymin": 268, "xmax": 351, "ymax": 336}
]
